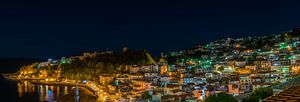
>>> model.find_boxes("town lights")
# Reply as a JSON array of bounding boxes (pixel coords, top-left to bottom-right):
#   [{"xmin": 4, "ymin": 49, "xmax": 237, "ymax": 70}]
[{"xmin": 49, "ymin": 78, "xmax": 55, "ymax": 81}]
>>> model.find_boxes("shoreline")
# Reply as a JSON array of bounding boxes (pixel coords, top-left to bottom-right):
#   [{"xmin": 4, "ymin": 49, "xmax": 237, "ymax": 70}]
[
  {"xmin": 2, "ymin": 73, "xmax": 41, "ymax": 81},
  {"xmin": 2, "ymin": 73, "xmax": 120, "ymax": 101},
  {"xmin": 2, "ymin": 73, "xmax": 101, "ymax": 101}
]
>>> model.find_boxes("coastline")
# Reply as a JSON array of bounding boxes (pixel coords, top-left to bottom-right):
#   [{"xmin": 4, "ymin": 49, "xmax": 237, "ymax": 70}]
[
  {"xmin": 2, "ymin": 73, "xmax": 41, "ymax": 81},
  {"xmin": 2, "ymin": 73, "xmax": 101, "ymax": 102}
]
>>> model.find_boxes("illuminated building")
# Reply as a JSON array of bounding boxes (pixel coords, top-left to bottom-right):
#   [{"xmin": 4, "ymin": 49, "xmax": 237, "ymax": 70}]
[
  {"xmin": 176, "ymin": 65, "xmax": 187, "ymax": 73},
  {"xmin": 160, "ymin": 73, "xmax": 170, "ymax": 85},
  {"xmin": 140, "ymin": 64, "xmax": 159, "ymax": 73},
  {"xmin": 291, "ymin": 65, "xmax": 300, "ymax": 74},
  {"xmin": 132, "ymin": 80, "xmax": 152, "ymax": 91},
  {"xmin": 239, "ymin": 74, "xmax": 251, "ymax": 93},
  {"xmin": 194, "ymin": 67, "xmax": 211, "ymax": 73},
  {"xmin": 251, "ymin": 71, "xmax": 278, "ymax": 91},
  {"xmin": 181, "ymin": 73, "xmax": 194, "ymax": 85},
  {"xmin": 194, "ymin": 73, "xmax": 207, "ymax": 85},
  {"xmin": 129, "ymin": 65, "xmax": 140, "ymax": 74},
  {"xmin": 129, "ymin": 72, "xmax": 144, "ymax": 80},
  {"xmin": 245, "ymin": 64, "xmax": 257, "ymax": 71},
  {"xmin": 234, "ymin": 61, "xmax": 246, "ymax": 68},
  {"xmin": 99, "ymin": 75, "xmax": 114, "ymax": 85},
  {"xmin": 144, "ymin": 72, "xmax": 159, "ymax": 84},
  {"xmin": 160, "ymin": 65, "xmax": 168, "ymax": 75},
  {"xmin": 253, "ymin": 60, "xmax": 271, "ymax": 69},
  {"xmin": 228, "ymin": 75, "xmax": 240, "ymax": 96}
]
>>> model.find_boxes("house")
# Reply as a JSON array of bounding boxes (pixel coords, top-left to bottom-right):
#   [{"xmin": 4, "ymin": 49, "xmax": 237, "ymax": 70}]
[
  {"xmin": 144, "ymin": 72, "xmax": 159, "ymax": 84},
  {"xmin": 251, "ymin": 71, "xmax": 277, "ymax": 91},
  {"xmin": 130, "ymin": 72, "xmax": 144, "ymax": 80},
  {"xmin": 228, "ymin": 76, "xmax": 240, "ymax": 96},
  {"xmin": 194, "ymin": 73, "xmax": 207, "ymax": 85},
  {"xmin": 165, "ymin": 84, "xmax": 180, "ymax": 95},
  {"xmin": 194, "ymin": 68, "xmax": 211, "ymax": 74},
  {"xmin": 132, "ymin": 80, "xmax": 152, "ymax": 91},
  {"xmin": 252, "ymin": 82, "xmax": 272, "ymax": 92},
  {"xmin": 116, "ymin": 74, "xmax": 130, "ymax": 83},
  {"xmin": 160, "ymin": 73, "xmax": 170, "ymax": 85},
  {"xmin": 245, "ymin": 64, "xmax": 257, "ymax": 71},
  {"xmin": 99, "ymin": 75, "xmax": 114, "ymax": 85},
  {"xmin": 130, "ymin": 65, "xmax": 140, "ymax": 74},
  {"xmin": 291, "ymin": 64, "xmax": 300, "ymax": 74},
  {"xmin": 160, "ymin": 65, "xmax": 168, "ymax": 75},
  {"xmin": 253, "ymin": 60, "xmax": 271, "ymax": 69},
  {"xmin": 176, "ymin": 65, "xmax": 188, "ymax": 73},
  {"xmin": 234, "ymin": 61, "xmax": 246, "ymax": 68},
  {"xmin": 183, "ymin": 74, "xmax": 195, "ymax": 85},
  {"xmin": 141, "ymin": 64, "xmax": 159, "ymax": 73},
  {"xmin": 239, "ymin": 74, "xmax": 251, "ymax": 93}
]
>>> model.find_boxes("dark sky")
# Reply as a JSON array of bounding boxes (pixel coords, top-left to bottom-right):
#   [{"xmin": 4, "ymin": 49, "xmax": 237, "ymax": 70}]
[{"xmin": 0, "ymin": 0, "xmax": 300, "ymax": 58}]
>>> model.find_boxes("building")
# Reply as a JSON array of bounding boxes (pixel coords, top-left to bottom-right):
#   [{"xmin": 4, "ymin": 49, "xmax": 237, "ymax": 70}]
[
  {"xmin": 228, "ymin": 75, "xmax": 240, "ymax": 96},
  {"xmin": 99, "ymin": 75, "xmax": 114, "ymax": 85},
  {"xmin": 239, "ymin": 74, "xmax": 252, "ymax": 93}
]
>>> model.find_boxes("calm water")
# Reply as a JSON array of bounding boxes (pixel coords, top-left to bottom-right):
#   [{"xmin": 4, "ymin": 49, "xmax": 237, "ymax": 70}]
[
  {"xmin": 1, "ymin": 77, "xmax": 72, "ymax": 102},
  {"xmin": 0, "ymin": 59, "xmax": 72, "ymax": 102}
]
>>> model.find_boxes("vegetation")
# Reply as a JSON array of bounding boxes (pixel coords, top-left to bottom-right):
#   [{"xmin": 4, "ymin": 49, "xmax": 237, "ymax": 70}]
[
  {"xmin": 217, "ymin": 66, "xmax": 224, "ymax": 72},
  {"xmin": 60, "ymin": 50, "xmax": 152, "ymax": 82},
  {"xmin": 242, "ymin": 87, "xmax": 273, "ymax": 102},
  {"xmin": 205, "ymin": 92, "xmax": 238, "ymax": 102},
  {"xmin": 141, "ymin": 91, "xmax": 152, "ymax": 100}
]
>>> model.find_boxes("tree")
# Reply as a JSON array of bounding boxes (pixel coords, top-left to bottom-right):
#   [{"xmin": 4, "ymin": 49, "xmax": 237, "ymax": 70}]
[
  {"xmin": 59, "ymin": 50, "xmax": 152, "ymax": 81},
  {"xmin": 141, "ymin": 91, "xmax": 152, "ymax": 100},
  {"xmin": 242, "ymin": 87, "xmax": 273, "ymax": 102},
  {"xmin": 205, "ymin": 92, "xmax": 238, "ymax": 102},
  {"xmin": 217, "ymin": 66, "xmax": 224, "ymax": 72}
]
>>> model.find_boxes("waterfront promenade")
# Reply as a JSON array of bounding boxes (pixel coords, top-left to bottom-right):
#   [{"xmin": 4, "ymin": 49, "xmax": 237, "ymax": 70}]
[{"xmin": 2, "ymin": 73, "xmax": 119, "ymax": 102}]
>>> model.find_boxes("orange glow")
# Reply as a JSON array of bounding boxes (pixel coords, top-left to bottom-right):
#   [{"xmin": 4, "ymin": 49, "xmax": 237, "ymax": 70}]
[{"xmin": 236, "ymin": 69, "xmax": 251, "ymax": 74}]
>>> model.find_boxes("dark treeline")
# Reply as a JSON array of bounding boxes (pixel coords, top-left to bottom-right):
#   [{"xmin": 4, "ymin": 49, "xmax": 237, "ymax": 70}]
[{"xmin": 60, "ymin": 50, "xmax": 152, "ymax": 81}]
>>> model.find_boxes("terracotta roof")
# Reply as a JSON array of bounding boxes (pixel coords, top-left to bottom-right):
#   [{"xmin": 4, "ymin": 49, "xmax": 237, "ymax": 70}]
[{"xmin": 263, "ymin": 86, "xmax": 300, "ymax": 102}]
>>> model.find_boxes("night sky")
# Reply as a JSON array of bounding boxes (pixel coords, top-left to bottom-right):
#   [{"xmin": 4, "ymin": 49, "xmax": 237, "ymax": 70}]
[{"xmin": 1, "ymin": 0, "xmax": 300, "ymax": 58}]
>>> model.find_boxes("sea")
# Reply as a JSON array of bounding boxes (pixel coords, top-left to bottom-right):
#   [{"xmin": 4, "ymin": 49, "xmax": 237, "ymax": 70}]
[{"xmin": 0, "ymin": 59, "xmax": 71, "ymax": 102}]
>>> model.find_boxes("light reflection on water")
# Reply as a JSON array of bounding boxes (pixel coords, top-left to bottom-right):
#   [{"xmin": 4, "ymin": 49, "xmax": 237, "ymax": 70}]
[{"xmin": 17, "ymin": 81, "xmax": 71, "ymax": 102}]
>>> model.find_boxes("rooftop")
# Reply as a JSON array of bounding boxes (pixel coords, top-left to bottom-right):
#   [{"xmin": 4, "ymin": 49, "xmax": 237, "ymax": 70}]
[{"xmin": 263, "ymin": 86, "xmax": 300, "ymax": 102}]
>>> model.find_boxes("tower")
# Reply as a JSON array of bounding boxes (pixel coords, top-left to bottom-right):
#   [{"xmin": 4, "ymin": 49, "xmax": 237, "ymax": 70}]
[{"xmin": 75, "ymin": 80, "xmax": 80, "ymax": 102}]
